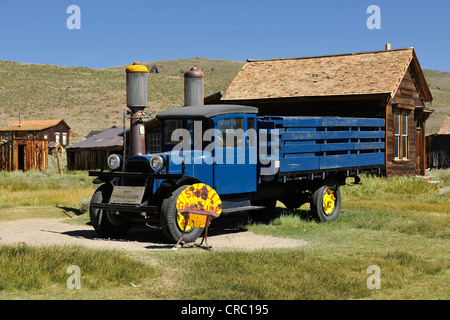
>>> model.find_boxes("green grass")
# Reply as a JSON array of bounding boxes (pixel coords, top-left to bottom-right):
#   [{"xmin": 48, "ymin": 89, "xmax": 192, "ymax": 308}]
[
  {"xmin": 0, "ymin": 172, "xmax": 448, "ymax": 299},
  {"xmin": 0, "ymin": 244, "xmax": 162, "ymax": 294},
  {"xmin": 428, "ymin": 168, "xmax": 450, "ymax": 187},
  {"xmin": 0, "ymin": 170, "xmax": 95, "ymax": 211}
]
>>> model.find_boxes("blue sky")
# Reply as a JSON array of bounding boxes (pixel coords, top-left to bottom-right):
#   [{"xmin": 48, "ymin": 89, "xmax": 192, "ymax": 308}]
[{"xmin": 0, "ymin": 0, "xmax": 449, "ymax": 71}]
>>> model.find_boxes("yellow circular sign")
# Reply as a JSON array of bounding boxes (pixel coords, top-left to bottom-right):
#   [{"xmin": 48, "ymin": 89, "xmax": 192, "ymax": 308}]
[{"xmin": 176, "ymin": 183, "xmax": 222, "ymax": 229}]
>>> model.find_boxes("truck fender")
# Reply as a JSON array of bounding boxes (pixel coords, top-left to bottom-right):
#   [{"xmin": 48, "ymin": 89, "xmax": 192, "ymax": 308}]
[
  {"xmin": 176, "ymin": 176, "xmax": 202, "ymax": 188},
  {"xmin": 153, "ymin": 176, "xmax": 202, "ymax": 212}
]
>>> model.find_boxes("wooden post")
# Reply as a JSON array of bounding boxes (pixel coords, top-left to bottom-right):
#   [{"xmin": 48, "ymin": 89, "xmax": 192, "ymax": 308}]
[{"xmin": 57, "ymin": 151, "xmax": 63, "ymax": 175}]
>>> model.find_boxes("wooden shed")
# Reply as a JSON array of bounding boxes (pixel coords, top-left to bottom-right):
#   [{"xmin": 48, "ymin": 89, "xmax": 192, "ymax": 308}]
[
  {"xmin": 66, "ymin": 127, "xmax": 124, "ymax": 170},
  {"xmin": 212, "ymin": 47, "xmax": 434, "ymax": 177},
  {"xmin": 426, "ymin": 115, "xmax": 450, "ymax": 169},
  {"xmin": 0, "ymin": 118, "xmax": 72, "ymax": 148},
  {"xmin": 66, "ymin": 118, "xmax": 162, "ymax": 171},
  {"xmin": 0, "ymin": 138, "xmax": 48, "ymax": 171}
]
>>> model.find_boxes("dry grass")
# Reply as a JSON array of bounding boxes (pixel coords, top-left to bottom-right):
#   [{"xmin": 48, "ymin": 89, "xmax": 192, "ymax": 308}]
[{"xmin": 0, "ymin": 58, "xmax": 244, "ymax": 138}]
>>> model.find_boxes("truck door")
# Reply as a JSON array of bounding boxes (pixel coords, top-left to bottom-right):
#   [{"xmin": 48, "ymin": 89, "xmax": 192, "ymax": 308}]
[{"xmin": 213, "ymin": 114, "xmax": 257, "ymax": 195}]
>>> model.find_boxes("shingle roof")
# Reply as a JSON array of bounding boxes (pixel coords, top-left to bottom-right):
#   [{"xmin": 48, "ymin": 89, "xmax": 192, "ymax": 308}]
[
  {"xmin": 0, "ymin": 119, "xmax": 70, "ymax": 131},
  {"xmin": 221, "ymin": 48, "xmax": 432, "ymax": 103},
  {"xmin": 437, "ymin": 115, "xmax": 450, "ymax": 135},
  {"xmin": 66, "ymin": 127, "xmax": 123, "ymax": 149}
]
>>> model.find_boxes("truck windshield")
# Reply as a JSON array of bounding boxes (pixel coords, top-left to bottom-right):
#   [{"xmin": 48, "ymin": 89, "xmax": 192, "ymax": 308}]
[{"xmin": 163, "ymin": 119, "xmax": 213, "ymax": 149}]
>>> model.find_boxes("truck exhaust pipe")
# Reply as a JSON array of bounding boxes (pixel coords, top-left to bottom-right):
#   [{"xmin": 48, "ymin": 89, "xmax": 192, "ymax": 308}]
[
  {"xmin": 126, "ymin": 61, "xmax": 148, "ymax": 156},
  {"xmin": 184, "ymin": 66, "xmax": 204, "ymax": 106}
]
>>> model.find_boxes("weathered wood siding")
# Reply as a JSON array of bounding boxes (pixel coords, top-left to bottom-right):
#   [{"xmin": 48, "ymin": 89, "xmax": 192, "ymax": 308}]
[
  {"xmin": 67, "ymin": 147, "xmax": 123, "ymax": 171},
  {"xmin": 386, "ymin": 67, "xmax": 426, "ymax": 177},
  {"xmin": 0, "ymin": 139, "xmax": 48, "ymax": 171},
  {"xmin": 39, "ymin": 121, "xmax": 71, "ymax": 146}
]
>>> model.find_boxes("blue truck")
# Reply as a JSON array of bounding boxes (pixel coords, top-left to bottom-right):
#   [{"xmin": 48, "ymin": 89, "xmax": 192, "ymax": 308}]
[{"xmin": 89, "ymin": 104, "xmax": 385, "ymax": 243}]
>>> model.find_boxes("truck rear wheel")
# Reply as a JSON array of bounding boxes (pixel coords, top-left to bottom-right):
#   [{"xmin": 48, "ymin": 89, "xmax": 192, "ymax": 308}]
[
  {"xmin": 90, "ymin": 184, "xmax": 132, "ymax": 238},
  {"xmin": 160, "ymin": 185, "xmax": 204, "ymax": 243},
  {"xmin": 310, "ymin": 178, "xmax": 342, "ymax": 222}
]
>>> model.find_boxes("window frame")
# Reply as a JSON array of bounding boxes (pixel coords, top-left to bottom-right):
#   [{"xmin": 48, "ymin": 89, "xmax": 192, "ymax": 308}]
[{"xmin": 393, "ymin": 111, "xmax": 409, "ymax": 160}]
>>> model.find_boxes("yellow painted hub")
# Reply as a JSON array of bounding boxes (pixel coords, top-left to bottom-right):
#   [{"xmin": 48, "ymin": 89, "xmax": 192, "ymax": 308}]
[
  {"xmin": 323, "ymin": 189, "xmax": 336, "ymax": 215},
  {"xmin": 177, "ymin": 213, "xmax": 193, "ymax": 232}
]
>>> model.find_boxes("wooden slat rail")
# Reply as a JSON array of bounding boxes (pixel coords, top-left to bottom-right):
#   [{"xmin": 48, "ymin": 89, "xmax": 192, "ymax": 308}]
[{"xmin": 258, "ymin": 116, "xmax": 385, "ymax": 173}]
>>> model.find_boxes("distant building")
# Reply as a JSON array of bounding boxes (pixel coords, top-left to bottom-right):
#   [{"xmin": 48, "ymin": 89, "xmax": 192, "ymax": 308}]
[
  {"xmin": 426, "ymin": 115, "xmax": 450, "ymax": 169},
  {"xmin": 0, "ymin": 118, "xmax": 72, "ymax": 147},
  {"xmin": 0, "ymin": 118, "xmax": 72, "ymax": 171},
  {"xmin": 66, "ymin": 118, "xmax": 161, "ymax": 171},
  {"xmin": 66, "ymin": 126, "xmax": 123, "ymax": 170}
]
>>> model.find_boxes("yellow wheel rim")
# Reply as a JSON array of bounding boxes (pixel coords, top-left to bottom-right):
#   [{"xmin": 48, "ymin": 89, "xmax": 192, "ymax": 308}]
[
  {"xmin": 323, "ymin": 189, "xmax": 336, "ymax": 215},
  {"xmin": 177, "ymin": 212, "xmax": 194, "ymax": 232}
]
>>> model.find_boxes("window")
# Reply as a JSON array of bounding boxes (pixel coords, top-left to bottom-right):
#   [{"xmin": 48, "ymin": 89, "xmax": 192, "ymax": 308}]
[
  {"xmin": 394, "ymin": 112, "xmax": 409, "ymax": 160},
  {"xmin": 4, "ymin": 132, "xmax": 10, "ymax": 141},
  {"xmin": 62, "ymin": 133, "xmax": 67, "ymax": 145},
  {"xmin": 43, "ymin": 134, "xmax": 48, "ymax": 139},
  {"xmin": 216, "ymin": 117, "xmax": 244, "ymax": 148},
  {"xmin": 163, "ymin": 119, "xmax": 212, "ymax": 149},
  {"xmin": 148, "ymin": 133, "xmax": 161, "ymax": 153},
  {"xmin": 28, "ymin": 133, "xmax": 33, "ymax": 139},
  {"xmin": 55, "ymin": 133, "xmax": 60, "ymax": 144}
]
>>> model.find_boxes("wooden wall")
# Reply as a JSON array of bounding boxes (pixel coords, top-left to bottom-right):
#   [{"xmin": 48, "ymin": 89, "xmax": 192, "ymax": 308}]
[
  {"xmin": 39, "ymin": 122, "xmax": 71, "ymax": 146},
  {"xmin": 0, "ymin": 139, "xmax": 48, "ymax": 171},
  {"xmin": 0, "ymin": 121, "xmax": 71, "ymax": 147},
  {"xmin": 386, "ymin": 66, "xmax": 427, "ymax": 177},
  {"xmin": 66, "ymin": 147, "xmax": 123, "ymax": 171}
]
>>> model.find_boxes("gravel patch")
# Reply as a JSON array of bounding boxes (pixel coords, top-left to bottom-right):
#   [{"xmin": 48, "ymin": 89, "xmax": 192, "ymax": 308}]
[{"xmin": 0, "ymin": 218, "xmax": 309, "ymax": 251}]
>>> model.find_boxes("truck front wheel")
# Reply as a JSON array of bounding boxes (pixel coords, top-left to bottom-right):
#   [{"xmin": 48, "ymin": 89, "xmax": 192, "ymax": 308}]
[
  {"xmin": 310, "ymin": 178, "xmax": 342, "ymax": 222},
  {"xmin": 160, "ymin": 185, "xmax": 204, "ymax": 243},
  {"xmin": 90, "ymin": 184, "xmax": 132, "ymax": 238}
]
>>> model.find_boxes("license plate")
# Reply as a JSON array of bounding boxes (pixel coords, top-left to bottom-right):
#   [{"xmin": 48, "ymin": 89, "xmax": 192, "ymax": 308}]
[{"xmin": 109, "ymin": 186, "xmax": 145, "ymax": 205}]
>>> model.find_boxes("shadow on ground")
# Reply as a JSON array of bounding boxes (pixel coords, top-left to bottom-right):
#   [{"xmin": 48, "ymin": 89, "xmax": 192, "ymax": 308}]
[{"xmin": 59, "ymin": 207, "xmax": 313, "ymax": 248}]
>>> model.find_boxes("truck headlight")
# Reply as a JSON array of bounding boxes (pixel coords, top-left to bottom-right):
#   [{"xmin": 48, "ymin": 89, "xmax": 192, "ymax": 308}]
[
  {"xmin": 150, "ymin": 155, "xmax": 165, "ymax": 172},
  {"xmin": 107, "ymin": 154, "xmax": 122, "ymax": 171}
]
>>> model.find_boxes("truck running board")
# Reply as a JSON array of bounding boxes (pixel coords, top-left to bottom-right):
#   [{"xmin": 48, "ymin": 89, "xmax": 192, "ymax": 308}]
[{"xmin": 222, "ymin": 205, "xmax": 267, "ymax": 215}]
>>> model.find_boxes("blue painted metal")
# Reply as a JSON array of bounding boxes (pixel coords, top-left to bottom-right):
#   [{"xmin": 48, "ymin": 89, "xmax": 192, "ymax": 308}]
[
  {"xmin": 212, "ymin": 113, "xmax": 257, "ymax": 195},
  {"xmin": 125, "ymin": 113, "xmax": 384, "ymax": 197},
  {"xmin": 258, "ymin": 116, "xmax": 385, "ymax": 174}
]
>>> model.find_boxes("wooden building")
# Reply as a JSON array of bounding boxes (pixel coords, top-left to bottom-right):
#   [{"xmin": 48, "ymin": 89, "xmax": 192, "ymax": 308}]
[
  {"xmin": 66, "ymin": 119, "xmax": 162, "ymax": 171},
  {"xmin": 208, "ymin": 47, "xmax": 433, "ymax": 176},
  {"xmin": 0, "ymin": 119, "xmax": 72, "ymax": 148},
  {"xmin": 66, "ymin": 127, "xmax": 124, "ymax": 170},
  {"xmin": 426, "ymin": 115, "xmax": 450, "ymax": 169},
  {"xmin": 0, "ymin": 138, "xmax": 48, "ymax": 171}
]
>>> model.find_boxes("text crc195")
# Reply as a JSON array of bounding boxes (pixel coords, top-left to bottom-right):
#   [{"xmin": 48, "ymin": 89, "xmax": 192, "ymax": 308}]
[{"xmin": 225, "ymin": 304, "xmax": 268, "ymax": 315}]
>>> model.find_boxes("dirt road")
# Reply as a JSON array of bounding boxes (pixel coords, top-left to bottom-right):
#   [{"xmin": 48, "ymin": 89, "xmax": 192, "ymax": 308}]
[{"xmin": 0, "ymin": 217, "xmax": 308, "ymax": 251}]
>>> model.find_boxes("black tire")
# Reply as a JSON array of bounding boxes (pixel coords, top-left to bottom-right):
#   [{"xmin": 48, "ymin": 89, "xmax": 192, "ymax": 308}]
[
  {"xmin": 160, "ymin": 185, "xmax": 204, "ymax": 243},
  {"xmin": 89, "ymin": 184, "xmax": 132, "ymax": 238},
  {"xmin": 310, "ymin": 178, "xmax": 342, "ymax": 222}
]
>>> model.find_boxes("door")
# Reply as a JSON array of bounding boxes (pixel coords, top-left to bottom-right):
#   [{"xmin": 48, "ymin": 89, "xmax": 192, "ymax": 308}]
[
  {"xmin": 213, "ymin": 114, "xmax": 257, "ymax": 195},
  {"xmin": 18, "ymin": 145, "xmax": 25, "ymax": 171},
  {"xmin": 415, "ymin": 117, "xmax": 425, "ymax": 175}
]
